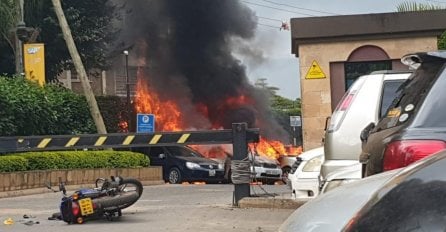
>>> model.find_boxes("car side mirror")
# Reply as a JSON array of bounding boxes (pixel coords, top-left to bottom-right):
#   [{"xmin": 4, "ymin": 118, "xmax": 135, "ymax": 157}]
[
  {"xmin": 159, "ymin": 153, "xmax": 166, "ymax": 159},
  {"xmin": 360, "ymin": 122, "xmax": 376, "ymax": 142}
]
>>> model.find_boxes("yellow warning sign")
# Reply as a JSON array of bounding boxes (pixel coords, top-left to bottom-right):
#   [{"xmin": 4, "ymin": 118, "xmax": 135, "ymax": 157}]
[{"xmin": 305, "ymin": 60, "xmax": 326, "ymax": 79}]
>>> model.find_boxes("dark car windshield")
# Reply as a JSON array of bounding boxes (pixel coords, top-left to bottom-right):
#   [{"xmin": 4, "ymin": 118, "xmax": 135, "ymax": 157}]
[
  {"xmin": 373, "ymin": 61, "xmax": 446, "ymax": 131},
  {"xmin": 379, "ymin": 80, "xmax": 406, "ymax": 119},
  {"xmin": 166, "ymin": 146, "xmax": 203, "ymax": 158}
]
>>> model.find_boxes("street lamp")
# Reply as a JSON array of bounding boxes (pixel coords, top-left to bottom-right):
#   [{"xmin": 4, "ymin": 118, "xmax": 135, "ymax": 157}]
[{"xmin": 123, "ymin": 50, "xmax": 131, "ymax": 132}]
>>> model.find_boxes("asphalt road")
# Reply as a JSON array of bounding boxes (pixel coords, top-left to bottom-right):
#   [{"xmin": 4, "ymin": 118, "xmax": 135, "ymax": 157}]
[{"xmin": 0, "ymin": 184, "xmax": 294, "ymax": 232}]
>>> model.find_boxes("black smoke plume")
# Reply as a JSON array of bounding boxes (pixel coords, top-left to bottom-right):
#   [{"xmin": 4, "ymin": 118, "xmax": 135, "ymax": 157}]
[{"xmin": 116, "ymin": 0, "xmax": 289, "ymax": 142}]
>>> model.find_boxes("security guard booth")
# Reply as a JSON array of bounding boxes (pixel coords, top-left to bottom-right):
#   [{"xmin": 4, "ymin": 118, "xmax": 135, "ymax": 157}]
[{"xmin": 291, "ymin": 10, "xmax": 446, "ymax": 150}]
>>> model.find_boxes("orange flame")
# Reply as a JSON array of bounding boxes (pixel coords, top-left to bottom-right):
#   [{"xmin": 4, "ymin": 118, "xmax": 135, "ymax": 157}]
[
  {"xmin": 189, "ymin": 144, "xmax": 231, "ymax": 159},
  {"xmin": 223, "ymin": 95, "xmax": 254, "ymax": 108},
  {"xmin": 249, "ymin": 138, "xmax": 302, "ymax": 159},
  {"xmin": 134, "ymin": 69, "xmax": 183, "ymax": 131}
]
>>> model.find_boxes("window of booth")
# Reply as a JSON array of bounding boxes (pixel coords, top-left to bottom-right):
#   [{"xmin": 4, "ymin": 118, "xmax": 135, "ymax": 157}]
[{"xmin": 344, "ymin": 60, "xmax": 392, "ymax": 90}]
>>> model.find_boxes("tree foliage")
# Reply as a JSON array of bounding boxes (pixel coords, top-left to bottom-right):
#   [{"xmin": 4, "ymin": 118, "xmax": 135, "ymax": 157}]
[
  {"xmin": 0, "ymin": 0, "xmax": 117, "ymax": 79},
  {"xmin": 396, "ymin": 2, "xmax": 446, "ymax": 49},
  {"xmin": 28, "ymin": 0, "xmax": 117, "ymax": 81},
  {"xmin": 396, "ymin": 2, "xmax": 444, "ymax": 11},
  {"xmin": 0, "ymin": 76, "xmax": 95, "ymax": 136}
]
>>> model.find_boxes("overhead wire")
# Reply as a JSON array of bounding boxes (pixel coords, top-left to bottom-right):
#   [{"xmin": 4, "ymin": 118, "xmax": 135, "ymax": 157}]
[
  {"xmin": 257, "ymin": 22, "xmax": 281, "ymax": 29},
  {"xmin": 241, "ymin": 0, "xmax": 318, "ymax": 16},
  {"xmin": 258, "ymin": 16, "xmax": 283, "ymax": 22},
  {"xmin": 258, "ymin": 0, "xmax": 340, "ymax": 15}
]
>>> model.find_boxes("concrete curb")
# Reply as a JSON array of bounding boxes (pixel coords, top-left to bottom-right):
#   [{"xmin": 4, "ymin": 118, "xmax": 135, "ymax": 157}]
[
  {"xmin": 0, "ymin": 180, "xmax": 165, "ymax": 199},
  {"xmin": 238, "ymin": 197, "xmax": 307, "ymax": 209}
]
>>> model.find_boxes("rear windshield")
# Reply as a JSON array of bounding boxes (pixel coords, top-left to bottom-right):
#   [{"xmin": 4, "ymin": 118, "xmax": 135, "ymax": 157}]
[
  {"xmin": 379, "ymin": 80, "xmax": 406, "ymax": 119},
  {"xmin": 374, "ymin": 61, "xmax": 446, "ymax": 131}
]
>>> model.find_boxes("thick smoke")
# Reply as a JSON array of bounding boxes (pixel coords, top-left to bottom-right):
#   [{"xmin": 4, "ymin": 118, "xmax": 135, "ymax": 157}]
[{"xmin": 116, "ymin": 0, "xmax": 289, "ymax": 141}]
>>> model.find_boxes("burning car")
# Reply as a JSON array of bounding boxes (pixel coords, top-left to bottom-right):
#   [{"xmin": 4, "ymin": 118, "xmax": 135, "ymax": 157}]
[{"xmin": 249, "ymin": 153, "xmax": 283, "ymax": 185}]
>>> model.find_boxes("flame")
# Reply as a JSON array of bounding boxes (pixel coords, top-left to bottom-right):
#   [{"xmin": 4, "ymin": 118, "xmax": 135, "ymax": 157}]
[
  {"xmin": 249, "ymin": 138, "xmax": 302, "ymax": 159},
  {"xmin": 189, "ymin": 145, "xmax": 231, "ymax": 159},
  {"xmin": 223, "ymin": 95, "xmax": 254, "ymax": 108},
  {"xmin": 286, "ymin": 146, "xmax": 303, "ymax": 155},
  {"xmin": 134, "ymin": 69, "xmax": 183, "ymax": 131}
]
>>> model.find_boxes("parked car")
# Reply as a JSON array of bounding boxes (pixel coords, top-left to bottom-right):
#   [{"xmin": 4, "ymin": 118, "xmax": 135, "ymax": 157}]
[
  {"xmin": 287, "ymin": 146, "xmax": 324, "ymax": 199},
  {"xmin": 132, "ymin": 145, "xmax": 225, "ymax": 184},
  {"xmin": 319, "ymin": 163, "xmax": 361, "ymax": 194},
  {"xmin": 322, "ymin": 70, "xmax": 411, "ymax": 182},
  {"xmin": 211, "ymin": 150, "xmax": 283, "ymax": 185},
  {"xmin": 279, "ymin": 149, "xmax": 446, "ymax": 232},
  {"xmin": 361, "ymin": 51, "xmax": 446, "ymax": 176},
  {"xmin": 249, "ymin": 153, "xmax": 283, "ymax": 184}
]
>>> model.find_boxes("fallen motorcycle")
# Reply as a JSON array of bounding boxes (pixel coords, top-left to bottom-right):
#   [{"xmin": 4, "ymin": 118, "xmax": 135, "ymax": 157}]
[{"xmin": 46, "ymin": 176, "xmax": 143, "ymax": 224}]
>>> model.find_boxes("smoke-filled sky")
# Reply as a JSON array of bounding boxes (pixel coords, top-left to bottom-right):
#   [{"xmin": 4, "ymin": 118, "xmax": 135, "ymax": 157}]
[{"xmin": 118, "ymin": 0, "xmax": 290, "ymax": 140}]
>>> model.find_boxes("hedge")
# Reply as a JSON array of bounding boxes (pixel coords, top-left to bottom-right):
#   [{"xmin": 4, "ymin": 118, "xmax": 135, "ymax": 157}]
[{"xmin": 0, "ymin": 151, "xmax": 149, "ymax": 173}]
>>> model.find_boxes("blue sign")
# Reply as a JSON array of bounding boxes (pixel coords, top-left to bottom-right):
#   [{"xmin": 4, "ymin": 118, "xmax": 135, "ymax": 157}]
[{"xmin": 137, "ymin": 114, "xmax": 155, "ymax": 133}]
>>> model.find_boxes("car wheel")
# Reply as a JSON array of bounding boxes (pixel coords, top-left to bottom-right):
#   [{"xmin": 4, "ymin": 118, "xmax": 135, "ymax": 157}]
[
  {"xmin": 168, "ymin": 167, "xmax": 182, "ymax": 184},
  {"xmin": 282, "ymin": 166, "xmax": 291, "ymax": 183}
]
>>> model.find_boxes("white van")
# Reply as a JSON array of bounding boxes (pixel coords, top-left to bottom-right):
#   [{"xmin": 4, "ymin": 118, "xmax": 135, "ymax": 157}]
[{"xmin": 320, "ymin": 71, "xmax": 411, "ymax": 184}]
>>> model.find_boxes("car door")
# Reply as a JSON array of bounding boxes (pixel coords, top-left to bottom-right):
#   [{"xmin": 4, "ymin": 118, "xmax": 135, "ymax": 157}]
[{"xmin": 148, "ymin": 146, "xmax": 168, "ymax": 167}]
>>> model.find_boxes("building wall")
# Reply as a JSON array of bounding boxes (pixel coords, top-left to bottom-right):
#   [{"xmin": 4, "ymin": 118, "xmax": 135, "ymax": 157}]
[{"xmin": 298, "ymin": 36, "xmax": 438, "ymax": 150}]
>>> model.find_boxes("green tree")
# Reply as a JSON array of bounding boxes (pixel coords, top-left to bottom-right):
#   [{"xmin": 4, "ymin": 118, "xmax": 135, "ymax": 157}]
[
  {"xmin": 26, "ymin": 0, "xmax": 117, "ymax": 81},
  {"xmin": 0, "ymin": 0, "xmax": 117, "ymax": 79},
  {"xmin": 0, "ymin": 0, "xmax": 16, "ymax": 51},
  {"xmin": 396, "ymin": 2, "xmax": 446, "ymax": 49},
  {"xmin": 396, "ymin": 2, "xmax": 443, "ymax": 11},
  {"xmin": 0, "ymin": 0, "xmax": 17, "ymax": 75},
  {"xmin": 271, "ymin": 95, "xmax": 301, "ymax": 116}
]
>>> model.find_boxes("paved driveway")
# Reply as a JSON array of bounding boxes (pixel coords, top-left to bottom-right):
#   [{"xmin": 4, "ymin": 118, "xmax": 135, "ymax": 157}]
[{"xmin": 0, "ymin": 184, "xmax": 294, "ymax": 232}]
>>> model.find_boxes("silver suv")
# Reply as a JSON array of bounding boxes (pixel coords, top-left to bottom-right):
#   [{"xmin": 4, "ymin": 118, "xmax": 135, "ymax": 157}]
[{"xmin": 321, "ymin": 71, "xmax": 411, "ymax": 182}]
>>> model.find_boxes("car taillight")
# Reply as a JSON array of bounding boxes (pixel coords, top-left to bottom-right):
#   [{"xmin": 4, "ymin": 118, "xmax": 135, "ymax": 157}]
[
  {"xmin": 327, "ymin": 93, "xmax": 356, "ymax": 132},
  {"xmin": 383, "ymin": 140, "xmax": 446, "ymax": 171},
  {"xmin": 72, "ymin": 202, "xmax": 80, "ymax": 216},
  {"xmin": 339, "ymin": 94, "xmax": 354, "ymax": 111}
]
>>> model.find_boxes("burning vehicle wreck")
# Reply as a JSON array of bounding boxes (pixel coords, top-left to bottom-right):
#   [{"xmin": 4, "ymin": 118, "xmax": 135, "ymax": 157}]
[
  {"xmin": 115, "ymin": 0, "xmax": 301, "ymax": 176},
  {"xmin": 249, "ymin": 153, "xmax": 283, "ymax": 184}
]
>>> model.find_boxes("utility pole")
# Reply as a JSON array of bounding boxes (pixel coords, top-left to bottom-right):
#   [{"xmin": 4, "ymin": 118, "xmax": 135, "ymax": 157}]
[
  {"xmin": 14, "ymin": 0, "xmax": 24, "ymax": 75},
  {"xmin": 51, "ymin": 0, "xmax": 107, "ymax": 134},
  {"xmin": 124, "ymin": 50, "xmax": 131, "ymax": 132}
]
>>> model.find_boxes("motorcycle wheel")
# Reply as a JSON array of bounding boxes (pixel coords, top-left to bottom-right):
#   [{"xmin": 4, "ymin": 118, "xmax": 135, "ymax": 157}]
[
  {"xmin": 93, "ymin": 178, "xmax": 143, "ymax": 212},
  {"xmin": 119, "ymin": 178, "xmax": 143, "ymax": 199},
  {"xmin": 93, "ymin": 191, "xmax": 140, "ymax": 211}
]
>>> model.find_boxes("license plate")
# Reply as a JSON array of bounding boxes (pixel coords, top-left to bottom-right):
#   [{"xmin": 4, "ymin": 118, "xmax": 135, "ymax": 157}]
[
  {"xmin": 209, "ymin": 169, "xmax": 216, "ymax": 176},
  {"xmin": 78, "ymin": 198, "xmax": 94, "ymax": 216},
  {"xmin": 266, "ymin": 170, "xmax": 275, "ymax": 175}
]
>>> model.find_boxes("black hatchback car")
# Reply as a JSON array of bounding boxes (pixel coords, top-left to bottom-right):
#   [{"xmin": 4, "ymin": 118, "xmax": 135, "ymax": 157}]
[
  {"xmin": 360, "ymin": 51, "xmax": 446, "ymax": 176},
  {"xmin": 133, "ymin": 145, "xmax": 225, "ymax": 184}
]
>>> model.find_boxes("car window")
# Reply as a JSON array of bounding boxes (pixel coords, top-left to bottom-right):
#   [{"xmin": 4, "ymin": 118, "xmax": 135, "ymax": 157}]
[
  {"xmin": 166, "ymin": 146, "xmax": 203, "ymax": 157},
  {"xmin": 412, "ymin": 65, "xmax": 446, "ymax": 127},
  {"xmin": 149, "ymin": 146, "xmax": 165, "ymax": 157},
  {"xmin": 374, "ymin": 61, "xmax": 446, "ymax": 131},
  {"xmin": 379, "ymin": 80, "xmax": 405, "ymax": 119}
]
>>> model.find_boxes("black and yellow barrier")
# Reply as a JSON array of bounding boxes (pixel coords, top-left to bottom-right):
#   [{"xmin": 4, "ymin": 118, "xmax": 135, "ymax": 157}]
[{"xmin": 0, "ymin": 127, "xmax": 259, "ymax": 153}]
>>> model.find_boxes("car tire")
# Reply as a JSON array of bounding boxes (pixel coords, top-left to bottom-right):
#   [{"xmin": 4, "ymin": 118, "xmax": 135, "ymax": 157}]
[{"xmin": 168, "ymin": 167, "xmax": 182, "ymax": 184}]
